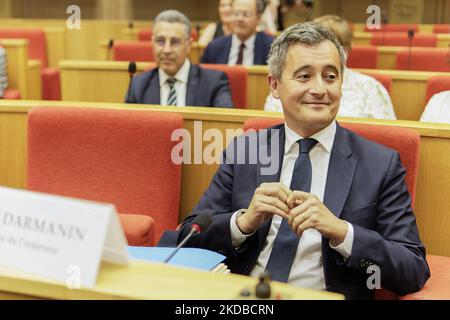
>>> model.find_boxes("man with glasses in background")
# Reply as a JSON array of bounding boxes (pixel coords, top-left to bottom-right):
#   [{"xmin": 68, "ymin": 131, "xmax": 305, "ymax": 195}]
[
  {"xmin": 126, "ymin": 10, "xmax": 233, "ymax": 108},
  {"xmin": 201, "ymin": 0, "xmax": 274, "ymax": 65}
]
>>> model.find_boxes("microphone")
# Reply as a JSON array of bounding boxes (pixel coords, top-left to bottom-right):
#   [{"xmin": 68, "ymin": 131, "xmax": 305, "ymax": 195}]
[
  {"xmin": 128, "ymin": 21, "xmax": 134, "ymax": 29},
  {"xmin": 126, "ymin": 61, "xmax": 137, "ymax": 103},
  {"xmin": 407, "ymin": 29, "xmax": 415, "ymax": 70},
  {"xmin": 107, "ymin": 38, "xmax": 114, "ymax": 60},
  {"xmin": 163, "ymin": 213, "xmax": 212, "ymax": 264}
]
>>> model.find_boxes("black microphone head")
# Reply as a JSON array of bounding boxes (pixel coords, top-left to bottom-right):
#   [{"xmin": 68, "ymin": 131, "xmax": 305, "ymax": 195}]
[
  {"xmin": 128, "ymin": 21, "xmax": 134, "ymax": 29},
  {"xmin": 108, "ymin": 39, "xmax": 114, "ymax": 48},
  {"xmin": 128, "ymin": 61, "xmax": 137, "ymax": 74},
  {"xmin": 408, "ymin": 29, "xmax": 415, "ymax": 39},
  {"xmin": 192, "ymin": 213, "xmax": 212, "ymax": 233}
]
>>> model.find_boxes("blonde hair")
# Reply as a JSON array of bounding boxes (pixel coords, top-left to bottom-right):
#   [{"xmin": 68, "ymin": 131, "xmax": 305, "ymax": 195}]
[{"xmin": 313, "ymin": 15, "xmax": 353, "ymax": 51}]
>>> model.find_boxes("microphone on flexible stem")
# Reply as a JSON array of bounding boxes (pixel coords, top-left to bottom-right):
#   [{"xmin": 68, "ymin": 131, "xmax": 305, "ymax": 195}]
[
  {"xmin": 126, "ymin": 61, "xmax": 137, "ymax": 103},
  {"xmin": 163, "ymin": 213, "xmax": 212, "ymax": 264},
  {"xmin": 407, "ymin": 29, "xmax": 415, "ymax": 70},
  {"xmin": 107, "ymin": 38, "xmax": 114, "ymax": 60}
]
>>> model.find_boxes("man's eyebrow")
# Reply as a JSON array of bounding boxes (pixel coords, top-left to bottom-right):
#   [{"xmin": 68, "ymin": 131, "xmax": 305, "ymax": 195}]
[
  {"xmin": 291, "ymin": 65, "xmax": 311, "ymax": 77},
  {"xmin": 324, "ymin": 64, "xmax": 340, "ymax": 75}
]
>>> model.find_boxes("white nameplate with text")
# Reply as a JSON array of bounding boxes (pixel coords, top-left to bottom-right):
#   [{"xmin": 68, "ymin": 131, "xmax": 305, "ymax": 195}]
[{"xmin": 0, "ymin": 186, "xmax": 129, "ymax": 287}]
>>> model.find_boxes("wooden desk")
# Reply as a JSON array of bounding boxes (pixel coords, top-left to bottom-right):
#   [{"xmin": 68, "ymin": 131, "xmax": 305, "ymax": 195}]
[
  {"xmin": 353, "ymin": 32, "xmax": 450, "ymax": 48},
  {"xmin": 0, "ymin": 101, "xmax": 450, "ymax": 257},
  {"xmin": 0, "ymin": 260, "xmax": 342, "ymax": 300}
]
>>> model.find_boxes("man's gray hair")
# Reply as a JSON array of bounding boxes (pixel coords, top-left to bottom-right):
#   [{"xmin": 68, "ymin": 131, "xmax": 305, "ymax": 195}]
[
  {"xmin": 268, "ymin": 22, "xmax": 347, "ymax": 80},
  {"xmin": 154, "ymin": 10, "xmax": 192, "ymax": 39}
]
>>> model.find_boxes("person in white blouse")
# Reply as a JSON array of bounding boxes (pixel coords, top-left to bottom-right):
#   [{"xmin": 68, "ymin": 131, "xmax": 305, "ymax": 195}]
[
  {"xmin": 0, "ymin": 47, "xmax": 7, "ymax": 98},
  {"xmin": 420, "ymin": 91, "xmax": 450, "ymax": 124},
  {"xmin": 264, "ymin": 15, "xmax": 397, "ymax": 120}
]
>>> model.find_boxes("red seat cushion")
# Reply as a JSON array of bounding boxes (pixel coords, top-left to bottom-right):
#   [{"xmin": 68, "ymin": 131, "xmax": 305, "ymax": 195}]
[
  {"xmin": 41, "ymin": 68, "xmax": 61, "ymax": 100},
  {"xmin": 425, "ymin": 75, "xmax": 450, "ymax": 103},
  {"xmin": 347, "ymin": 45, "xmax": 378, "ymax": 69},
  {"xmin": 365, "ymin": 24, "xmax": 418, "ymax": 33},
  {"xmin": 201, "ymin": 64, "xmax": 248, "ymax": 108},
  {"xmin": 371, "ymin": 32, "xmax": 437, "ymax": 47},
  {"xmin": 113, "ymin": 41, "xmax": 154, "ymax": 62},
  {"xmin": 395, "ymin": 48, "xmax": 450, "ymax": 72},
  {"xmin": 433, "ymin": 24, "xmax": 450, "ymax": 34},
  {"xmin": 119, "ymin": 213, "xmax": 155, "ymax": 246}
]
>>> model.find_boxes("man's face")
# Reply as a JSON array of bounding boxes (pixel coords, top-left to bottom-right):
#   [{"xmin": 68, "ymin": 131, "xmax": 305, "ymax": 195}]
[
  {"xmin": 152, "ymin": 21, "xmax": 192, "ymax": 76},
  {"xmin": 268, "ymin": 41, "xmax": 343, "ymax": 137},
  {"xmin": 231, "ymin": 0, "xmax": 261, "ymax": 41}
]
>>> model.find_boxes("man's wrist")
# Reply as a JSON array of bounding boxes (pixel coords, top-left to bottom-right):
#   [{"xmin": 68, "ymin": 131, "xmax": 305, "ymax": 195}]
[
  {"xmin": 329, "ymin": 219, "xmax": 348, "ymax": 247},
  {"xmin": 236, "ymin": 210, "xmax": 255, "ymax": 235}
]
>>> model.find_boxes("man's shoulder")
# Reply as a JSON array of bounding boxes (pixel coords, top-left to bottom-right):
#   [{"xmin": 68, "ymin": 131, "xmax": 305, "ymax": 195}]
[
  {"xmin": 133, "ymin": 67, "xmax": 158, "ymax": 83},
  {"xmin": 256, "ymin": 31, "xmax": 275, "ymax": 45},
  {"xmin": 194, "ymin": 64, "xmax": 228, "ymax": 83},
  {"xmin": 206, "ymin": 35, "xmax": 232, "ymax": 49}
]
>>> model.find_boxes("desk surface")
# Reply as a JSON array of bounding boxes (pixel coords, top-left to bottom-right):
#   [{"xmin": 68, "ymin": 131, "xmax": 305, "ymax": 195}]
[{"xmin": 0, "ymin": 260, "xmax": 343, "ymax": 300}]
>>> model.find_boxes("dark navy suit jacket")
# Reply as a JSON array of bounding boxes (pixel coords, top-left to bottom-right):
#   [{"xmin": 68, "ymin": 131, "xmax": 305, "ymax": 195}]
[
  {"xmin": 161, "ymin": 123, "xmax": 430, "ymax": 300},
  {"xmin": 125, "ymin": 64, "xmax": 233, "ymax": 108},
  {"xmin": 200, "ymin": 32, "xmax": 274, "ymax": 65}
]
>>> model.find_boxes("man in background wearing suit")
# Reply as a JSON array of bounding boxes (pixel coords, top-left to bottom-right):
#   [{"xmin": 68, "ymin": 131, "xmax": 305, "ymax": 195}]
[
  {"xmin": 126, "ymin": 10, "xmax": 233, "ymax": 108},
  {"xmin": 175, "ymin": 22, "xmax": 429, "ymax": 299},
  {"xmin": 201, "ymin": 0, "xmax": 274, "ymax": 65}
]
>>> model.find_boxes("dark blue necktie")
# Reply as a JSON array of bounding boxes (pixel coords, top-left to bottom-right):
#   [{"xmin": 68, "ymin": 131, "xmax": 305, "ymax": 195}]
[{"xmin": 265, "ymin": 138, "xmax": 318, "ymax": 282}]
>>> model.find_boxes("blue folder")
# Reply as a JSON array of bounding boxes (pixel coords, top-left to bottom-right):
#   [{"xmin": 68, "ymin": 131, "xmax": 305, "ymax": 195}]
[{"xmin": 127, "ymin": 246, "xmax": 226, "ymax": 271}]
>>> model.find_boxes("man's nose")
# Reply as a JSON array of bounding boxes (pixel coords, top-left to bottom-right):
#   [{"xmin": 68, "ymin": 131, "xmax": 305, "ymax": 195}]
[
  {"xmin": 162, "ymin": 41, "xmax": 172, "ymax": 52},
  {"xmin": 308, "ymin": 76, "xmax": 327, "ymax": 95}
]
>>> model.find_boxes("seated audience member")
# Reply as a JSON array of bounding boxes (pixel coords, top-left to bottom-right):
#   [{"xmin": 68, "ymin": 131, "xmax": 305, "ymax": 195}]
[
  {"xmin": 420, "ymin": 91, "xmax": 450, "ymax": 123},
  {"xmin": 199, "ymin": 0, "xmax": 234, "ymax": 46},
  {"xmin": 0, "ymin": 47, "xmax": 7, "ymax": 98},
  {"xmin": 259, "ymin": 0, "xmax": 280, "ymax": 35},
  {"xmin": 168, "ymin": 22, "xmax": 429, "ymax": 300},
  {"xmin": 126, "ymin": 10, "xmax": 233, "ymax": 108},
  {"xmin": 201, "ymin": 0, "xmax": 274, "ymax": 66},
  {"xmin": 265, "ymin": 15, "xmax": 397, "ymax": 120}
]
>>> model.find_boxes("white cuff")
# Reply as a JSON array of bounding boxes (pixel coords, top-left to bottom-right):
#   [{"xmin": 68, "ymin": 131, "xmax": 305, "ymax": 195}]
[
  {"xmin": 329, "ymin": 221, "xmax": 354, "ymax": 260},
  {"xmin": 230, "ymin": 209, "xmax": 255, "ymax": 248}
]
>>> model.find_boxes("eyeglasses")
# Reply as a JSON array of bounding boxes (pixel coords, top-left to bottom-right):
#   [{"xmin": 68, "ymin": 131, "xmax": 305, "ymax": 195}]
[
  {"xmin": 153, "ymin": 37, "xmax": 186, "ymax": 48},
  {"xmin": 232, "ymin": 10, "xmax": 256, "ymax": 18}
]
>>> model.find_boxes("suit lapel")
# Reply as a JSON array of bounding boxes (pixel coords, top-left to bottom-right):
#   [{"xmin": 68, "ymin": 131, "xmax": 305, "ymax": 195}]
[
  {"xmin": 222, "ymin": 36, "xmax": 233, "ymax": 64},
  {"xmin": 323, "ymin": 124, "xmax": 356, "ymax": 219},
  {"xmin": 186, "ymin": 65, "xmax": 199, "ymax": 107},
  {"xmin": 253, "ymin": 32, "xmax": 263, "ymax": 65},
  {"xmin": 144, "ymin": 69, "xmax": 160, "ymax": 104}
]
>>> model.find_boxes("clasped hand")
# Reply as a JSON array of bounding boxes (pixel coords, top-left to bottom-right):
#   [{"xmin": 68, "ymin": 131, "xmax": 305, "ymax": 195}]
[{"xmin": 236, "ymin": 182, "xmax": 348, "ymax": 246}]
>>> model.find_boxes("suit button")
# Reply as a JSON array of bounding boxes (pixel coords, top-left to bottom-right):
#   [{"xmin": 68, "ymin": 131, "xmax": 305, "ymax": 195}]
[{"xmin": 360, "ymin": 259, "xmax": 368, "ymax": 268}]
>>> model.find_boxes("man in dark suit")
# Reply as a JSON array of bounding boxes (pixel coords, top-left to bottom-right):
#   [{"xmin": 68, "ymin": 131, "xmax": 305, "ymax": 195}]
[
  {"xmin": 126, "ymin": 10, "xmax": 233, "ymax": 108},
  {"xmin": 168, "ymin": 22, "xmax": 430, "ymax": 299},
  {"xmin": 201, "ymin": 0, "xmax": 274, "ymax": 65}
]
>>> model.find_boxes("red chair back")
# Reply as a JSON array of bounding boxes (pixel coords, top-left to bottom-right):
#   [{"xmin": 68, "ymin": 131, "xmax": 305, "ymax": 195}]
[
  {"xmin": 27, "ymin": 107, "xmax": 183, "ymax": 244},
  {"xmin": 113, "ymin": 41, "xmax": 155, "ymax": 62},
  {"xmin": 365, "ymin": 24, "xmax": 418, "ymax": 33},
  {"xmin": 360, "ymin": 72, "xmax": 392, "ymax": 94},
  {"xmin": 243, "ymin": 118, "xmax": 419, "ymax": 206},
  {"xmin": 201, "ymin": 64, "xmax": 248, "ymax": 108},
  {"xmin": 347, "ymin": 45, "xmax": 378, "ymax": 69},
  {"xmin": 371, "ymin": 32, "xmax": 437, "ymax": 47},
  {"xmin": 395, "ymin": 48, "xmax": 450, "ymax": 72},
  {"xmin": 425, "ymin": 75, "xmax": 450, "ymax": 103},
  {"xmin": 0, "ymin": 28, "xmax": 48, "ymax": 67},
  {"xmin": 138, "ymin": 29, "xmax": 199, "ymax": 41},
  {"xmin": 3, "ymin": 89, "xmax": 21, "ymax": 99},
  {"xmin": 433, "ymin": 24, "xmax": 450, "ymax": 34}
]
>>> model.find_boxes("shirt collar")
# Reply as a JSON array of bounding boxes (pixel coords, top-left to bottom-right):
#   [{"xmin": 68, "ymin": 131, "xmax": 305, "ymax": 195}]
[
  {"xmin": 232, "ymin": 33, "xmax": 256, "ymax": 50},
  {"xmin": 284, "ymin": 120, "xmax": 336, "ymax": 155},
  {"xmin": 159, "ymin": 59, "xmax": 190, "ymax": 86}
]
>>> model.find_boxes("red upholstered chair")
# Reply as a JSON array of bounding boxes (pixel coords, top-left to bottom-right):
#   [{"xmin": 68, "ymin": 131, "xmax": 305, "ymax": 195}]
[
  {"xmin": 371, "ymin": 32, "xmax": 437, "ymax": 47},
  {"xmin": 0, "ymin": 28, "xmax": 60, "ymax": 100},
  {"xmin": 243, "ymin": 117, "xmax": 450, "ymax": 299},
  {"xmin": 395, "ymin": 48, "xmax": 450, "ymax": 72},
  {"xmin": 27, "ymin": 107, "xmax": 183, "ymax": 246},
  {"xmin": 200, "ymin": 64, "xmax": 248, "ymax": 108},
  {"xmin": 3, "ymin": 89, "xmax": 21, "ymax": 99},
  {"xmin": 347, "ymin": 45, "xmax": 378, "ymax": 69},
  {"xmin": 113, "ymin": 41, "xmax": 155, "ymax": 62},
  {"xmin": 433, "ymin": 24, "xmax": 450, "ymax": 34},
  {"xmin": 425, "ymin": 75, "xmax": 450, "ymax": 104},
  {"xmin": 365, "ymin": 24, "xmax": 418, "ymax": 33},
  {"xmin": 360, "ymin": 72, "xmax": 392, "ymax": 94},
  {"xmin": 138, "ymin": 29, "xmax": 199, "ymax": 41}
]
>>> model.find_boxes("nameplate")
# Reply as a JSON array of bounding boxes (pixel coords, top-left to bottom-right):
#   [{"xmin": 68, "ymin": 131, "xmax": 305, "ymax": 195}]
[{"xmin": 0, "ymin": 187, "xmax": 129, "ymax": 287}]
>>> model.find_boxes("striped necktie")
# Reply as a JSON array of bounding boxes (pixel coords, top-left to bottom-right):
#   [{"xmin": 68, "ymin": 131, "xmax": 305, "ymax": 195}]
[
  {"xmin": 166, "ymin": 78, "xmax": 177, "ymax": 106},
  {"xmin": 264, "ymin": 138, "xmax": 318, "ymax": 282}
]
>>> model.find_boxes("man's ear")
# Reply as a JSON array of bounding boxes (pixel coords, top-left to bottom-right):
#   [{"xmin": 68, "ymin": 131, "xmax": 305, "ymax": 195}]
[{"xmin": 268, "ymin": 74, "xmax": 281, "ymax": 99}]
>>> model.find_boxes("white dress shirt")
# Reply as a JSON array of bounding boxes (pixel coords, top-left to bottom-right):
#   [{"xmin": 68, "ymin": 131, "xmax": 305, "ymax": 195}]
[
  {"xmin": 230, "ymin": 121, "xmax": 354, "ymax": 290},
  {"xmin": 227, "ymin": 34, "xmax": 256, "ymax": 66},
  {"xmin": 265, "ymin": 68, "xmax": 397, "ymax": 120},
  {"xmin": 158, "ymin": 59, "xmax": 190, "ymax": 107},
  {"xmin": 420, "ymin": 91, "xmax": 450, "ymax": 124},
  {"xmin": 0, "ymin": 47, "xmax": 8, "ymax": 98}
]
